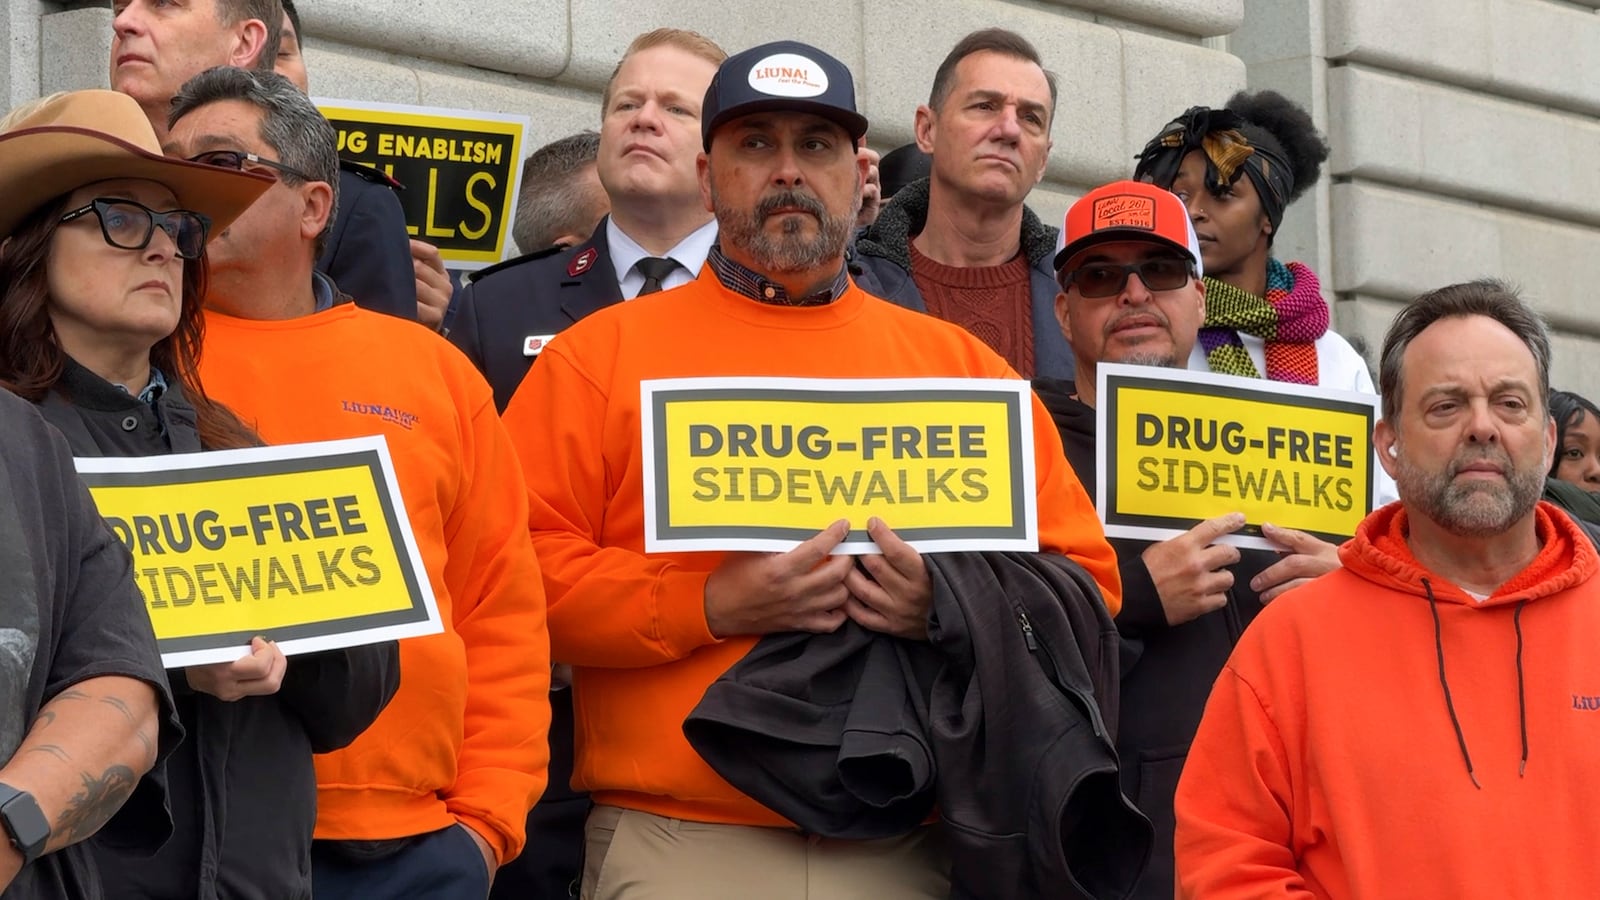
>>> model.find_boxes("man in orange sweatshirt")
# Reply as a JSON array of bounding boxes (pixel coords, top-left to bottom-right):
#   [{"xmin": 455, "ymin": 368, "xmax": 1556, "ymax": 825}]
[
  {"xmin": 164, "ymin": 67, "xmax": 551, "ymax": 899},
  {"xmin": 501, "ymin": 40, "xmax": 1122, "ymax": 900},
  {"xmin": 1175, "ymin": 279, "xmax": 1600, "ymax": 897}
]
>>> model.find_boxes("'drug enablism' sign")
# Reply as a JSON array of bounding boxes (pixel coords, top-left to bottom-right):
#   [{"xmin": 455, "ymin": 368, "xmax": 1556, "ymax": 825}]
[
  {"xmin": 641, "ymin": 377, "xmax": 1039, "ymax": 555},
  {"xmin": 1096, "ymin": 364, "xmax": 1380, "ymax": 549},
  {"xmin": 75, "ymin": 436, "xmax": 442, "ymax": 668},
  {"xmin": 315, "ymin": 98, "xmax": 529, "ymax": 269}
]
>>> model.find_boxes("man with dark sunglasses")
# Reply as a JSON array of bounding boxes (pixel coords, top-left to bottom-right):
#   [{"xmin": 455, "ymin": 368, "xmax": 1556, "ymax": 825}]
[{"xmin": 1031, "ymin": 178, "xmax": 1342, "ymax": 899}]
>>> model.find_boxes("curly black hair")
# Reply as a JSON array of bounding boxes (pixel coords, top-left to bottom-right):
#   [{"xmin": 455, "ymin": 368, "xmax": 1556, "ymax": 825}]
[{"xmin": 1225, "ymin": 90, "xmax": 1329, "ymax": 205}]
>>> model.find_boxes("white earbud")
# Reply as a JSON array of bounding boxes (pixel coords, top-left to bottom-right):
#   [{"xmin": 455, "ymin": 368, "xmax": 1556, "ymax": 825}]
[{"xmin": 1387, "ymin": 445, "xmax": 1398, "ymax": 457}]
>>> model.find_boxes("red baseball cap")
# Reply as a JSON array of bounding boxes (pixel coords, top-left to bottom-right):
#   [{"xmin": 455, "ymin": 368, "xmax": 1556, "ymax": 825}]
[{"xmin": 1053, "ymin": 180, "xmax": 1202, "ymax": 276}]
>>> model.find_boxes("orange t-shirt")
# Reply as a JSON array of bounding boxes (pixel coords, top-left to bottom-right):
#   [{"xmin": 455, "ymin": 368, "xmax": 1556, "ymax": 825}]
[{"xmin": 199, "ymin": 303, "xmax": 550, "ymax": 864}]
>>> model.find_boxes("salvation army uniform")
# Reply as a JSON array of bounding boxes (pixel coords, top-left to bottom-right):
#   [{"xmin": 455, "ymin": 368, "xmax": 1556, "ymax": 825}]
[
  {"xmin": 317, "ymin": 160, "xmax": 417, "ymax": 321},
  {"xmin": 447, "ymin": 215, "xmax": 716, "ymax": 412}
]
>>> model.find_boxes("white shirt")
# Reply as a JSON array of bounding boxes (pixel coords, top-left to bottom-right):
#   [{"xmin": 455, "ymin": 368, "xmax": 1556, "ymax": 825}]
[{"xmin": 607, "ymin": 217, "xmax": 719, "ymax": 300}]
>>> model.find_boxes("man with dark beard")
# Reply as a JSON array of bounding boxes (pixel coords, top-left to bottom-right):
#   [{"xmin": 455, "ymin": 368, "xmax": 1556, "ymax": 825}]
[
  {"xmin": 499, "ymin": 39, "xmax": 1123, "ymax": 900},
  {"xmin": 1175, "ymin": 280, "xmax": 1600, "ymax": 898}
]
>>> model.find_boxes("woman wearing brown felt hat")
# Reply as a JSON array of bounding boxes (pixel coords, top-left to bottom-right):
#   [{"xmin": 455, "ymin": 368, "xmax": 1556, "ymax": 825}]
[{"xmin": 0, "ymin": 89, "xmax": 399, "ymax": 900}]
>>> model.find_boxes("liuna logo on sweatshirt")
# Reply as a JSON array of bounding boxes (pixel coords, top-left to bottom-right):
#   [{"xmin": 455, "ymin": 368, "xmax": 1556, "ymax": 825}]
[
  {"xmin": 340, "ymin": 400, "xmax": 420, "ymax": 431},
  {"xmin": 1572, "ymin": 694, "xmax": 1600, "ymax": 711}
]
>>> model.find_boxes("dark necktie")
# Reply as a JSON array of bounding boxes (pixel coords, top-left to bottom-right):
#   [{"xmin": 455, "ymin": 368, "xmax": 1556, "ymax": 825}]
[{"xmin": 635, "ymin": 257, "xmax": 680, "ymax": 296}]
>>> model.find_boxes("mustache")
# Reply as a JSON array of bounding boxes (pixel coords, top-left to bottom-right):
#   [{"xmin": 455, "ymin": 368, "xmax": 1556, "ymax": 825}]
[
  {"xmin": 1448, "ymin": 446, "xmax": 1511, "ymax": 475},
  {"xmin": 757, "ymin": 190, "xmax": 826, "ymax": 221}
]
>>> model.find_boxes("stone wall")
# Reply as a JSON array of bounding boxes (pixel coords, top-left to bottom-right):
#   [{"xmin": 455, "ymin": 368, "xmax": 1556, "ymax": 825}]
[{"xmin": 10, "ymin": 0, "xmax": 1599, "ymax": 396}]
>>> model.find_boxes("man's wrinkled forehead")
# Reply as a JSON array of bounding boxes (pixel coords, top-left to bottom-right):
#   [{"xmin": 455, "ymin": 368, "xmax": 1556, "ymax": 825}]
[{"xmin": 164, "ymin": 101, "xmax": 266, "ymax": 156}]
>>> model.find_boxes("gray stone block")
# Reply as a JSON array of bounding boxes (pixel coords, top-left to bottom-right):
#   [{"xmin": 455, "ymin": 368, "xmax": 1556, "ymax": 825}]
[
  {"xmin": 1329, "ymin": 0, "xmax": 1600, "ymax": 116},
  {"xmin": 561, "ymin": 0, "xmax": 864, "ymax": 94},
  {"xmin": 303, "ymin": 0, "xmax": 566, "ymax": 79},
  {"xmin": 1328, "ymin": 65, "xmax": 1600, "ymax": 227},
  {"xmin": 40, "ymin": 7, "xmax": 110, "ymax": 96},
  {"xmin": 1042, "ymin": 0, "xmax": 1243, "ymax": 38}
]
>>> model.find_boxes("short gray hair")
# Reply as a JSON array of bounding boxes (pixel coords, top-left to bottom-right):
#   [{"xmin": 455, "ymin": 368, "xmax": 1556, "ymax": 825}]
[
  {"xmin": 168, "ymin": 66, "xmax": 339, "ymax": 256},
  {"xmin": 1378, "ymin": 279, "xmax": 1551, "ymax": 423},
  {"xmin": 513, "ymin": 131, "xmax": 602, "ymax": 253}
]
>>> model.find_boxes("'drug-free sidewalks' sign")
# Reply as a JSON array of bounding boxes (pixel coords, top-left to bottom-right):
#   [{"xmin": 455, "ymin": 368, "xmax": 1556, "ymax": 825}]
[
  {"xmin": 1095, "ymin": 363, "xmax": 1380, "ymax": 550},
  {"xmin": 76, "ymin": 436, "xmax": 442, "ymax": 668},
  {"xmin": 641, "ymin": 377, "xmax": 1039, "ymax": 555}
]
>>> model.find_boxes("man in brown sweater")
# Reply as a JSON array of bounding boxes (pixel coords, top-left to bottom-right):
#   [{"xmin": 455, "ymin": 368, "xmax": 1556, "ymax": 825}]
[{"xmin": 851, "ymin": 27, "xmax": 1071, "ymax": 379}]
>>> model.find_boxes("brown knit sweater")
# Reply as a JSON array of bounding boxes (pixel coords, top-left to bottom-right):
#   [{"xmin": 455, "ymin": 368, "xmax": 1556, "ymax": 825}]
[{"xmin": 909, "ymin": 242, "xmax": 1035, "ymax": 376}]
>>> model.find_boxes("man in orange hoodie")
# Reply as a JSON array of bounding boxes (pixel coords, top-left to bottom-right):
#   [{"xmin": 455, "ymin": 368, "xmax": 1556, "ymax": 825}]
[
  {"xmin": 165, "ymin": 67, "xmax": 551, "ymax": 899},
  {"xmin": 502, "ymin": 39, "xmax": 1121, "ymax": 900},
  {"xmin": 1175, "ymin": 279, "xmax": 1600, "ymax": 897}
]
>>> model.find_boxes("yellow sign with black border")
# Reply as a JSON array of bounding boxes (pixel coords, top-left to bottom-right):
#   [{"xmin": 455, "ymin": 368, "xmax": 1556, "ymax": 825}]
[
  {"xmin": 1096, "ymin": 363, "xmax": 1380, "ymax": 548},
  {"xmin": 642, "ymin": 377, "xmax": 1039, "ymax": 554},
  {"xmin": 75, "ymin": 436, "xmax": 442, "ymax": 667}
]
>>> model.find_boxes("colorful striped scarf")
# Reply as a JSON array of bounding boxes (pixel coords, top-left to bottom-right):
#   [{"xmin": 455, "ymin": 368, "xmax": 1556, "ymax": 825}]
[{"xmin": 1199, "ymin": 259, "xmax": 1328, "ymax": 385}]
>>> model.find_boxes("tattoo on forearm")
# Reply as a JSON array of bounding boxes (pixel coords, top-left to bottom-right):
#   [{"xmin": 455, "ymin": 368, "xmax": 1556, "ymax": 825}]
[
  {"xmin": 24, "ymin": 744, "xmax": 70, "ymax": 764},
  {"xmin": 32, "ymin": 710, "xmax": 56, "ymax": 730},
  {"xmin": 54, "ymin": 689, "xmax": 89, "ymax": 703},
  {"xmin": 98, "ymin": 696, "xmax": 136, "ymax": 725},
  {"xmin": 54, "ymin": 766, "xmax": 137, "ymax": 845}
]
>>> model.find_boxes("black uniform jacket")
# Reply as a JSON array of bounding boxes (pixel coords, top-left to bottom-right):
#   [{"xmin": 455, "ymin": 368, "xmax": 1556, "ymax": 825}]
[
  {"xmin": 448, "ymin": 219, "xmax": 622, "ymax": 412},
  {"xmin": 317, "ymin": 161, "xmax": 417, "ymax": 321},
  {"xmin": 1033, "ymin": 377, "xmax": 1277, "ymax": 900},
  {"xmin": 39, "ymin": 361, "xmax": 400, "ymax": 900},
  {"xmin": 685, "ymin": 551, "xmax": 1152, "ymax": 900}
]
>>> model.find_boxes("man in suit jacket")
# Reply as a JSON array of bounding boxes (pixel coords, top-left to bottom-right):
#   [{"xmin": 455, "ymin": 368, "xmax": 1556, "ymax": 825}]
[{"xmin": 448, "ymin": 28, "xmax": 726, "ymax": 412}]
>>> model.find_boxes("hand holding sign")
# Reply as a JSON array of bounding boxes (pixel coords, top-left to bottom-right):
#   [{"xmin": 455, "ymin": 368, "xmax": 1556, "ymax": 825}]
[
  {"xmin": 704, "ymin": 520, "xmax": 854, "ymax": 637},
  {"xmin": 844, "ymin": 517, "xmax": 933, "ymax": 641},
  {"xmin": 184, "ymin": 636, "xmax": 286, "ymax": 701},
  {"xmin": 1251, "ymin": 523, "xmax": 1343, "ymax": 603},
  {"xmin": 1140, "ymin": 512, "xmax": 1246, "ymax": 626}
]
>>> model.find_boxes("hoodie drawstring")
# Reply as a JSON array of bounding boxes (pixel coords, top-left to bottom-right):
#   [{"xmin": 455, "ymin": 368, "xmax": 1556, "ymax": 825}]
[
  {"xmin": 1424, "ymin": 577, "xmax": 1480, "ymax": 789},
  {"xmin": 1423, "ymin": 577, "xmax": 1532, "ymax": 788},
  {"xmin": 1513, "ymin": 599, "xmax": 1529, "ymax": 776}
]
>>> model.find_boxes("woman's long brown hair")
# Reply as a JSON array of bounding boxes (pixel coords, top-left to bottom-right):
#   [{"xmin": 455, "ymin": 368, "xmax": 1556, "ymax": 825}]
[{"xmin": 0, "ymin": 193, "xmax": 261, "ymax": 450}]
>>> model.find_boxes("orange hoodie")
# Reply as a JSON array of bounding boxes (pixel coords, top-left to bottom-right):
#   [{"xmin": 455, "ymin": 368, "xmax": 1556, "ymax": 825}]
[
  {"xmin": 501, "ymin": 268, "xmax": 1120, "ymax": 827},
  {"xmin": 1175, "ymin": 501, "xmax": 1600, "ymax": 898},
  {"xmin": 199, "ymin": 304, "xmax": 551, "ymax": 865}
]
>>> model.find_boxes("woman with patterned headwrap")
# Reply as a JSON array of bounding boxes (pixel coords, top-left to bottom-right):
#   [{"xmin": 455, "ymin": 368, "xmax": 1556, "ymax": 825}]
[{"xmin": 1134, "ymin": 90, "xmax": 1374, "ymax": 392}]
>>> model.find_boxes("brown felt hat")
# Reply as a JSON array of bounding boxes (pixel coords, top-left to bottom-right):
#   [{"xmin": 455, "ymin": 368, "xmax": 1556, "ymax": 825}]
[{"xmin": 0, "ymin": 89, "xmax": 273, "ymax": 241}]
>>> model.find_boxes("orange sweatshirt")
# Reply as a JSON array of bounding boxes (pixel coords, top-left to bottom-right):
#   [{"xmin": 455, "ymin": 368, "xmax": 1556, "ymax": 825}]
[
  {"xmin": 1175, "ymin": 501, "xmax": 1600, "ymax": 898},
  {"xmin": 199, "ymin": 303, "xmax": 551, "ymax": 865},
  {"xmin": 500, "ymin": 267, "xmax": 1120, "ymax": 827}
]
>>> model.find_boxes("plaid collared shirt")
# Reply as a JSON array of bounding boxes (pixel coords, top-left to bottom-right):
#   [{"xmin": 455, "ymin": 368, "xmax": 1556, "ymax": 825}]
[{"xmin": 706, "ymin": 244, "xmax": 849, "ymax": 307}]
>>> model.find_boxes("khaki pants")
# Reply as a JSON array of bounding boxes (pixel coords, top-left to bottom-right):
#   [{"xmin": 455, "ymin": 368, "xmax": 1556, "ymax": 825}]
[{"xmin": 581, "ymin": 805, "xmax": 950, "ymax": 900}]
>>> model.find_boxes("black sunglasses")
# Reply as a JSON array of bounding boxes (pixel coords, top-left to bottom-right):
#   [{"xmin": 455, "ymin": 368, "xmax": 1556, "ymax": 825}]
[
  {"xmin": 58, "ymin": 199, "xmax": 211, "ymax": 260},
  {"xmin": 188, "ymin": 149, "xmax": 315, "ymax": 183},
  {"xmin": 1060, "ymin": 257, "xmax": 1194, "ymax": 299}
]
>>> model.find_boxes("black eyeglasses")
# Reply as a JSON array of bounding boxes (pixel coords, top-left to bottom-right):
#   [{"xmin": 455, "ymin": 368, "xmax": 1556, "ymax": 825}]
[
  {"xmin": 1060, "ymin": 257, "xmax": 1194, "ymax": 299},
  {"xmin": 58, "ymin": 199, "xmax": 211, "ymax": 260},
  {"xmin": 188, "ymin": 149, "xmax": 314, "ymax": 183}
]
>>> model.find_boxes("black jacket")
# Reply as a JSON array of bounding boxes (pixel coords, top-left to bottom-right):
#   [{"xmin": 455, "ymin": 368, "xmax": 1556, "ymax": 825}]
[
  {"xmin": 317, "ymin": 162, "xmax": 417, "ymax": 321},
  {"xmin": 848, "ymin": 177, "xmax": 1075, "ymax": 379},
  {"xmin": 448, "ymin": 220, "xmax": 623, "ymax": 412},
  {"xmin": 685, "ymin": 552, "xmax": 1151, "ymax": 900},
  {"xmin": 1032, "ymin": 377, "xmax": 1276, "ymax": 900},
  {"xmin": 38, "ymin": 361, "xmax": 401, "ymax": 900}
]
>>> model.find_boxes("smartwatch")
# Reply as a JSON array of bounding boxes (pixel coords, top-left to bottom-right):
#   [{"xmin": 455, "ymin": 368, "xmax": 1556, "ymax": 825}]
[{"xmin": 0, "ymin": 783, "xmax": 49, "ymax": 865}]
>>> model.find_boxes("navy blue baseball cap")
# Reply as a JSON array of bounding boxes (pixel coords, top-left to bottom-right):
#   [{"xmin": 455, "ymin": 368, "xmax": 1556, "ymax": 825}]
[{"xmin": 701, "ymin": 41, "xmax": 869, "ymax": 149}]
